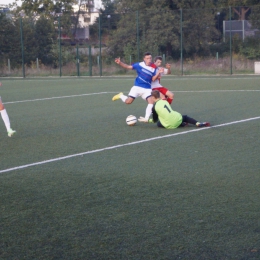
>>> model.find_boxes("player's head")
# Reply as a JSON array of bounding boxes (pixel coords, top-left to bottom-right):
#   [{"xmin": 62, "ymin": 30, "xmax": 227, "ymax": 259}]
[
  {"xmin": 151, "ymin": 90, "xmax": 161, "ymax": 100},
  {"xmin": 154, "ymin": 56, "xmax": 162, "ymax": 67},
  {"xmin": 143, "ymin": 52, "xmax": 152, "ymax": 66}
]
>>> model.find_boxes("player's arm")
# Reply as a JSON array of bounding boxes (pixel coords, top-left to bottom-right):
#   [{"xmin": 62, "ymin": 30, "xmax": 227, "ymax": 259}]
[
  {"xmin": 148, "ymin": 106, "xmax": 158, "ymax": 123},
  {"xmin": 114, "ymin": 57, "xmax": 133, "ymax": 70},
  {"xmin": 152, "ymin": 67, "xmax": 164, "ymax": 81}
]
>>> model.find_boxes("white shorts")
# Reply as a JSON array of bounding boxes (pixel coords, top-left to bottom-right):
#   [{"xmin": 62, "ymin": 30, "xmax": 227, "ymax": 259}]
[{"xmin": 128, "ymin": 86, "xmax": 152, "ymax": 100}]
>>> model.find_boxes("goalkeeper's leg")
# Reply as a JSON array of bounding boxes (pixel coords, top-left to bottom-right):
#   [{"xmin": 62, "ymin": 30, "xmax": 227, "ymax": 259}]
[{"xmin": 182, "ymin": 115, "xmax": 210, "ymax": 127}]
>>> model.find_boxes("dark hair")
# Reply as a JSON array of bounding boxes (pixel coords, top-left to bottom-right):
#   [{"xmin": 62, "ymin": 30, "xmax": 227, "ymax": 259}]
[
  {"xmin": 143, "ymin": 52, "xmax": 152, "ymax": 57},
  {"xmin": 154, "ymin": 56, "xmax": 162, "ymax": 62},
  {"xmin": 151, "ymin": 90, "xmax": 160, "ymax": 98}
]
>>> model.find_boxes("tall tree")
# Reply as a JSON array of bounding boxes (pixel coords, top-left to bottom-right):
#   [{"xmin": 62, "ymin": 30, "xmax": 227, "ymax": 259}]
[
  {"xmin": 0, "ymin": 13, "xmax": 21, "ymax": 68},
  {"xmin": 109, "ymin": 0, "xmax": 180, "ymax": 60},
  {"xmin": 108, "ymin": 0, "xmax": 219, "ymax": 59},
  {"xmin": 35, "ymin": 15, "xmax": 57, "ymax": 65},
  {"xmin": 217, "ymin": 0, "xmax": 260, "ymax": 20},
  {"xmin": 22, "ymin": 17, "xmax": 39, "ymax": 64},
  {"xmin": 174, "ymin": 0, "xmax": 216, "ymax": 9},
  {"xmin": 89, "ymin": 0, "xmax": 118, "ymax": 44},
  {"xmin": 17, "ymin": 0, "xmax": 76, "ymax": 17}
]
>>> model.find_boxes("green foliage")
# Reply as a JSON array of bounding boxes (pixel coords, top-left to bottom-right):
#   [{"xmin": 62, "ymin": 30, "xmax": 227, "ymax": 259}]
[
  {"xmin": 122, "ymin": 42, "xmax": 138, "ymax": 63},
  {"xmin": 18, "ymin": 0, "xmax": 75, "ymax": 17},
  {"xmin": 35, "ymin": 16, "xmax": 57, "ymax": 65},
  {"xmin": 248, "ymin": 5, "xmax": 260, "ymax": 29},
  {"xmin": 19, "ymin": 17, "xmax": 39, "ymax": 65},
  {"xmin": 239, "ymin": 37, "xmax": 260, "ymax": 59},
  {"xmin": 0, "ymin": 13, "xmax": 20, "ymax": 67},
  {"xmin": 106, "ymin": 12, "xmax": 137, "ymax": 59},
  {"xmin": 106, "ymin": 0, "xmax": 221, "ymax": 60},
  {"xmin": 3, "ymin": 0, "xmax": 260, "ymax": 71},
  {"xmin": 175, "ymin": 0, "xmax": 216, "ymax": 9}
]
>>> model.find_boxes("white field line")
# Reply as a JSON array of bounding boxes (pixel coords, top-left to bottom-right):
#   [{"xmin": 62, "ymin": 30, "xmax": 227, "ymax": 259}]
[
  {"xmin": 0, "ymin": 116, "xmax": 260, "ymax": 174},
  {"xmin": 169, "ymin": 90, "xmax": 260, "ymax": 92},
  {"xmin": 4, "ymin": 76, "xmax": 260, "ymax": 81},
  {"xmin": 3, "ymin": 92, "xmax": 109, "ymax": 104},
  {"xmin": 3, "ymin": 89, "xmax": 260, "ymax": 105}
]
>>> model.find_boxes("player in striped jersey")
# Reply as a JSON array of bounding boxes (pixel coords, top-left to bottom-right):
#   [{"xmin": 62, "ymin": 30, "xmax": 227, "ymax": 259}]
[
  {"xmin": 151, "ymin": 56, "xmax": 174, "ymax": 104},
  {"xmin": 112, "ymin": 52, "xmax": 163, "ymax": 121}
]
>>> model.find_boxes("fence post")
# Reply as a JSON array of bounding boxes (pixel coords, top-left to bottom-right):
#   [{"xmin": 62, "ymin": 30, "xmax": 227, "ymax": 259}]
[
  {"xmin": 8, "ymin": 59, "xmax": 10, "ymax": 72},
  {"xmin": 58, "ymin": 16, "xmax": 62, "ymax": 77},
  {"xmin": 136, "ymin": 10, "xmax": 140, "ymax": 61},
  {"xmin": 99, "ymin": 13, "xmax": 102, "ymax": 76},
  {"xmin": 36, "ymin": 58, "xmax": 39, "ymax": 69},
  {"xmin": 20, "ymin": 17, "xmax": 25, "ymax": 78},
  {"xmin": 180, "ymin": 8, "xmax": 183, "ymax": 76},
  {"xmin": 76, "ymin": 44, "xmax": 80, "ymax": 77},
  {"xmin": 229, "ymin": 6, "xmax": 232, "ymax": 75},
  {"xmin": 88, "ymin": 45, "xmax": 92, "ymax": 76}
]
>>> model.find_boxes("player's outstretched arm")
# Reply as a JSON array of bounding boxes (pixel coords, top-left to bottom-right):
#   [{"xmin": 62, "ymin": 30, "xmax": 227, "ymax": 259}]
[{"xmin": 115, "ymin": 58, "xmax": 133, "ymax": 70}]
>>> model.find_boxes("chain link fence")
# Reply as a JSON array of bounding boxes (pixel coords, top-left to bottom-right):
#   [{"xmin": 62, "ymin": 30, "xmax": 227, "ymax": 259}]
[{"xmin": 1, "ymin": 6, "xmax": 260, "ymax": 78}]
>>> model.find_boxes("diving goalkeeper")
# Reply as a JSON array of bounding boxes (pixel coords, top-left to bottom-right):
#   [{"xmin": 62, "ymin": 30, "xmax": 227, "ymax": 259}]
[{"xmin": 138, "ymin": 90, "xmax": 210, "ymax": 129}]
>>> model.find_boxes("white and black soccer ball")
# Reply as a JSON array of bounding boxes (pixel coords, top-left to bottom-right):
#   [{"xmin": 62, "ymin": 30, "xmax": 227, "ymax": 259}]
[{"xmin": 126, "ymin": 115, "xmax": 137, "ymax": 126}]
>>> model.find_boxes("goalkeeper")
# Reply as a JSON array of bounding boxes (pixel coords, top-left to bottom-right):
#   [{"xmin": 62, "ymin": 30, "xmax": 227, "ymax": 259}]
[{"xmin": 138, "ymin": 90, "xmax": 210, "ymax": 129}]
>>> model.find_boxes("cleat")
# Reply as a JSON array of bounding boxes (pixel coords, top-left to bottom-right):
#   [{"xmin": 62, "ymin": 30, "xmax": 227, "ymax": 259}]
[
  {"xmin": 112, "ymin": 92, "xmax": 123, "ymax": 101},
  {"xmin": 196, "ymin": 122, "xmax": 210, "ymax": 127},
  {"xmin": 7, "ymin": 128, "xmax": 16, "ymax": 137}
]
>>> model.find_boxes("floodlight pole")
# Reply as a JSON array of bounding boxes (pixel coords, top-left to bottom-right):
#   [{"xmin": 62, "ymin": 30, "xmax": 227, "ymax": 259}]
[{"xmin": 20, "ymin": 17, "xmax": 25, "ymax": 78}]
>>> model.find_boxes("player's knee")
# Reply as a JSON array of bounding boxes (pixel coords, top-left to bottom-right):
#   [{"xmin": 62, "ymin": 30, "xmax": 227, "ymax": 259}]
[
  {"xmin": 0, "ymin": 103, "xmax": 4, "ymax": 110},
  {"xmin": 146, "ymin": 97, "xmax": 154, "ymax": 104},
  {"xmin": 168, "ymin": 92, "xmax": 174, "ymax": 99},
  {"xmin": 125, "ymin": 98, "xmax": 134, "ymax": 104}
]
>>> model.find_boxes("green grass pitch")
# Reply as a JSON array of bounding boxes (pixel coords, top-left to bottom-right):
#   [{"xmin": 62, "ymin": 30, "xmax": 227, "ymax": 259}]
[{"xmin": 0, "ymin": 76, "xmax": 260, "ymax": 259}]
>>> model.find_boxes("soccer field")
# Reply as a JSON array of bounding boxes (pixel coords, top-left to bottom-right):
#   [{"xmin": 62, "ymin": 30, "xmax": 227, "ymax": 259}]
[{"xmin": 0, "ymin": 76, "xmax": 260, "ymax": 259}]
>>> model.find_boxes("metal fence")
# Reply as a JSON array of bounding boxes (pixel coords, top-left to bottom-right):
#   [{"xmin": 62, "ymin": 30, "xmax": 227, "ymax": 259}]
[{"xmin": 1, "ymin": 6, "xmax": 260, "ymax": 78}]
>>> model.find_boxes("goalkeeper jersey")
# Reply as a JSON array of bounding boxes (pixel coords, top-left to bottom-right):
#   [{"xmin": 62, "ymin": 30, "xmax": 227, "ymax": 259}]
[{"xmin": 150, "ymin": 99, "xmax": 183, "ymax": 129}]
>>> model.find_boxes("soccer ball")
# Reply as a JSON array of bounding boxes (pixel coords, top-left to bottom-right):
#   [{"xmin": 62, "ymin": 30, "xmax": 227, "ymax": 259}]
[{"xmin": 126, "ymin": 115, "xmax": 137, "ymax": 126}]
